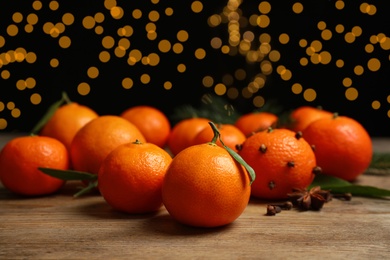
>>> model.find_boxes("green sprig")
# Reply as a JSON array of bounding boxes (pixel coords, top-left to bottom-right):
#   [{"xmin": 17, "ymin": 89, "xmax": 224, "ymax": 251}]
[
  {"xmin": 208, "ymin": 121, "xmax": 256, "ymax": 185},
  {"xmin": 38, "ymin": 167, "xmax": 98, "ymax": 198},
  {"xmin": 310, "ymin": 174, "xmax": 390, "ymax": 199},
  {"xmin": 30, "ymin": 92, "xmax": 72, "ymax": 135}
]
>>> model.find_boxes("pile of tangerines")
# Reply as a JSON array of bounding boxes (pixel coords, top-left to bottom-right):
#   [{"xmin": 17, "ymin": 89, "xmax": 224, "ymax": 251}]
[{"xmin": 0, "ymin": 96, "xmax": 373, "ymax": 228}]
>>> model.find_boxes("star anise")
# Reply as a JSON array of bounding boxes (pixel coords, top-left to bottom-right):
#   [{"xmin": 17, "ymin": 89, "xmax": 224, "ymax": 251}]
[{"xmin": 287, "ymin": 186, "xmax": 332, "ymax": 211}]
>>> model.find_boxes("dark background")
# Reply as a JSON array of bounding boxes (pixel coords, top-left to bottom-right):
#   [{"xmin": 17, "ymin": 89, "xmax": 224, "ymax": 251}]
[{"xmin": 1, "ymin": 1, "xmax": 389, "ymax": 136}]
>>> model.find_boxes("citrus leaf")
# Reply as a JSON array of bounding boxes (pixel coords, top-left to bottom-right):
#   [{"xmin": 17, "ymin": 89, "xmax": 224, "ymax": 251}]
[
  {"xmin": 73, "ymin": 180, "xmax": 98, "ymax": 198},
  {"xmin": 309, "ymin": 174, "xmax": 390, "ymax": 198},
  {"xmin": 38, "ymin": 167, "xmax": 97, "ymax": 181},
  {"xmin": 318, "ymin": 185, "xmax": 390, "ymax": 198},
  {"xmin": 368, "ymin": 152, "xmax": 390, "ymax": 170},
  {"xmin": 30, "ymin": 99, "xmax": 65, "ymax": 135},
  {"xmin": 224, "ymin": 145, "xmax": 256, "ymax": 185},
  {"xmin": 30, "ymin": 91, "xmax": 71, "ymax": 135},
  {"xmin": 208, "ymin": 121, "xmax": 256, "ymax": 185},
  {"xmin": 310, "ymin": 173, "xmax": 351, "ymax": 187}
]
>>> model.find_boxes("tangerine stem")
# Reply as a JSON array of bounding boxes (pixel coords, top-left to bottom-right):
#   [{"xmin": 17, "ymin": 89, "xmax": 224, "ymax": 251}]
[
  {"xmin": 62, "ymin": 91, "xmax": 72, "ymax": 104},
  {"xmin": 208, "ymin": 122, "xmax": 256, "ymax": 185}
]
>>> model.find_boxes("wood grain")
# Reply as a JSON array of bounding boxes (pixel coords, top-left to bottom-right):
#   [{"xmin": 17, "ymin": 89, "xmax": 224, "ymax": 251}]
[{"xmin": 0, "ymin": 134, "xmax": 390, "ymax": 259}]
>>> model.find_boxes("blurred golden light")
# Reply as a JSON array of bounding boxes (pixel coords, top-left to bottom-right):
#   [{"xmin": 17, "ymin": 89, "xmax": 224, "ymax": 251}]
[
  {"xmin": 7, "ymin": 24, "xmax": 18, "ymax": 36},
  {"xmin": 6, "ymin": 102, "xmax": 15, "ymax": 110},
  {"xmin": 1, "ymin": 70, "xmax": 10, "ymax": 79},
  {"xmin": 258, "ymin": 2, "xmax": 271, "ymax": 14},
  {"xmin": 367, "ymin": 58, "xmax": 381, "ymax": 71},
  {"xmin": 59, "ymin": 36, "xmax": 71, "ymax": 48},
  {"xmin": 62, "ymin": 13, "xmax": 74, "ymax": 25},
  {"xmin": 253, "ymin": 95, "xmax": 265, "ymax": 107},
  {"xmin": 49, "ymin": 1, "xmax": 59, "ymax": 11},
  {"xmin": 102, "ymin": 36, "xmax": 115, "ymax": 49},
  {"xmin": 227, "ymin": 87, "xmax": 239, "ymax": 99},
  {"xmin": 82, "ymin": 16, "xmax": 95, "ymax": 29},
  {"xmin": 87, "ymin": 67, "xmax": 99, "ymax": 79},
  {"xmin": 94, "ymin": 12, "xmax": 105, "ymax": 23},
  {"xmin": 303, "ymin": 88, "xmax": 316, "ymax": 102},
  {"xmin": 292, "ymin": 2, "xmax": 303, "ymax": 14},
  {"xmin": 158, "ymin": 39, "xmax": 171, "ymax": 53},
  {"xmin": 335, "ymin": 0, "xmax": 345, "ymax": 10},
  {"xmin": 343, "ymin": 77, "xmax": 352, "ymax": 87},
  {"xmin": 191, "ymin": 1, "xmax": 203, "ymax": 13},
  {"xmin": 148, "ymin": 10, "xmax": 160, "ymax": 22},
  {"xmin": 214, "ymin": 83, "xmax": 226, "ymax": 95},
  {"xmin": 291, "ymin": 83, "xmax": 303, "ymax": 94},
  {"xmin": 30, "ymin": 93, "xmax": 41, "ymax": 105},
  {"xmin": 336, "ymin": 59, "xmax": 344, "ymax": 68},
  {"xmin": 335, "ymin": 24, "xmax": 344, "ymax": 33},
  {"xmin": 321, "ymin": 29, "xmax": 332, "ymax": 40},
  {"xmin": 372, "ymin": 100, "xmax": 381, "ymax": 109},
  {"xmin": 354, "ymin": 65, "xmax": 364, "ymax": 75},
  {"xmin": 32, "ymin": 1, "xmax": 42, "ymax": 11},
  {"xmin": 317, "ymin": 21, "xmax": 326, "ymax": 31},
  {"xmin": 345, "ymin": 87, "xmax": 358, "ymax": 101},
  {"xmin": 12, "ymin": 12, "xmax": 23, "ymax": 23},
  {"xmin": 122, "ymin": 78, "xmax": 133, "ymax": 89},
  {"xmin": 11, "ymin": 108, "xmax": 21, "ymax": 118},
  {"xmin": 99, "ymin": 51, "xmax": 111, "ymax": 62},
  {"xmin": 140, "ymin": 74, "xmax": 151, "ymax": 84},
  {"xmin": 132, "ymin": 9, "xmax": 142, "ymax": 19},
  {"xmin": 0, "ymin": 119, "xmax": 7, "ymax": 130},
  {"xmin": 78, "ymin": 82, "xmax": 91, "ymax": 96},
  {"xmin": 163, "ymin": 81, "xmax": 172, "ymax": 90},
  {"xmin": 172, "ymin": 43, "xmax": 183, "ymax": 54}
]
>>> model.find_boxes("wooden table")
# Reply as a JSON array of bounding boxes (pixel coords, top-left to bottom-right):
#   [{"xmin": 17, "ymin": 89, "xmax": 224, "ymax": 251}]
[{"xmin": 1, "ymin": 134, "xmax": 390, "ymax": 259}]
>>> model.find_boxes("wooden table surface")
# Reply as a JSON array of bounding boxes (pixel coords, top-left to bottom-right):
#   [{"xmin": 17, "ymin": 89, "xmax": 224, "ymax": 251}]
[{"xmin": 0, "ymin": 134, "xmax": 390, "ymax": 259}]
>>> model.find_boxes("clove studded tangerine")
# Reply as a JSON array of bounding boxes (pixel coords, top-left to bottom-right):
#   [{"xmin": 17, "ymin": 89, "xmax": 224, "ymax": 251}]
[
  {"xmin": 238, "ymin": 127, "xmax": 318, "ymax": 200},
  {"xmin": 162, "ymin": 122, "xmax": 254, "ymax": 228}
]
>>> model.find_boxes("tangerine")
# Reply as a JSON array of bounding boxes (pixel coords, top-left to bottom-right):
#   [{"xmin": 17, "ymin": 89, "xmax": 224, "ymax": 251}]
[
  {"xmin": 40, "ymin": 102, "xmax": 99, "ymax": 151},
  {"xmin": 120, "ymin": 105, "xmax": 171, "ymax": 148},
  {"xmin": 238, "ymin": 127, "xmax": 317, "ymax": 200},
  {"xmin": 70, "ymin": 115, "xmax": 146, "ymax": 175},
  {"xmin": 98, "ymin": 140, "xmax": 172, "ymax": 214},
  {"xmin": 167, "ymin": 117, "xmax": 210, "ymax": 156},
  {"xmin": 162, "ymin": 123, "xmax": 251, "ymax": 228},
  {"xmin": 0, "ymin": 135, "xmax": 69, "ymax": 196},
  {"xmin": 235, "ymin": 111, "xmax": 278, "ymax": 137},
  {"xmin": 192, "ymin": 123, "xmax": 246, "ymax": 152},
  {"xmin": 302, "ymin": 113, "xmax": 373, "ymax": 181},
  {"xmin": 288, "ymin": 106, "xmax": 332, "ymax": 132}
]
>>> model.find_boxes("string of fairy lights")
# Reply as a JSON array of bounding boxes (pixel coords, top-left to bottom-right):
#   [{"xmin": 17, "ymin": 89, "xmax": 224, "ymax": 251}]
[{"xmin": 0, "ymin": 0, "xmax": 389, "ymax": 134}]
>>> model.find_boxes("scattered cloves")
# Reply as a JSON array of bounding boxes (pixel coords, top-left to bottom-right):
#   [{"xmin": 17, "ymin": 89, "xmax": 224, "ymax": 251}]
[
  {"xmin": 259, "ymin": 144, "xmax": 267, "ymax": 153},
  {"xmin": 331, "ymin": 192, "xmax": 352, "ymax": 201},
  {"xmin": 266, "ymin": 205, "xmax": 281, "ymax": 216},
  {"xmin": 295, "ymin": 131, "xmax": 303, "ymax": 140},
  {"xmin": 268, "ymin": 181, "xmax": 276, "ymax": 190},
  {"xmin": 312, "ymin": 166, "xmax": 322, "ymax": 175},
  {"xmin": 265, "ymin": 201, "xmax": 293, "ymax": 216},
  {"xmin": 287, "ymin": 161, "xmax": 295, "ymax": 167}
]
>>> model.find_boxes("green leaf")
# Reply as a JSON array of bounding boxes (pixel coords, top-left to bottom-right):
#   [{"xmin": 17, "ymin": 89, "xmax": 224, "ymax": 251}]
[
  {"xmin": 38, "ymin": 167, "xmax": 98, "ymax": 181},
  {"xmin": 30, "ymin": 92, "xmax": 71, "ymax": 135},
  {"xmin": 309, "ymin": 174, "xmax": 390, "ymax": 198},
  {"xmin": 368, "ymin": 152, "xmax": 390, "ymax": 170},
  {"xmin": 73, "ymin": 180, "xmax": 98, "ymax": 198},
  {"xmin": 310, "ymin": 173, "xmax": 352, "ymax": 187},
  {"xmin": 208, "ymin": 121, "xmax": 256, "ymax": 185}
]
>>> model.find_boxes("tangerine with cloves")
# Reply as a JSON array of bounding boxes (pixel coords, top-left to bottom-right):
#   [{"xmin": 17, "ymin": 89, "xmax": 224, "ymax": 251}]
[{"xmin": 238, "ymin": 127, "xmax": 318, "ymax": 200}]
